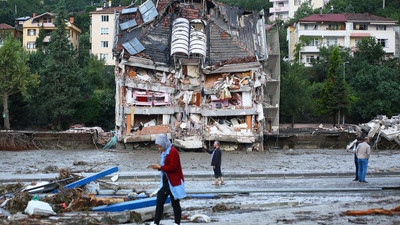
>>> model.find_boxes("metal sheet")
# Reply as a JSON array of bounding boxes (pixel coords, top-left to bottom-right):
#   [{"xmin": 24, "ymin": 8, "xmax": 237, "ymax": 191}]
[
  {"xmin": 120, "ymin": 19, "xmax": 137, "ymax": 30},
  {"xmin": 121, "ymin": 7, "xmax": 137, "ymax": 14},
  {"xmin": 122, "ymin": 38, "xmax": 145, "ymax": 55},
  {"xmin": 139, "ymin": 0, "xmax": 158, "ymax": 23}
]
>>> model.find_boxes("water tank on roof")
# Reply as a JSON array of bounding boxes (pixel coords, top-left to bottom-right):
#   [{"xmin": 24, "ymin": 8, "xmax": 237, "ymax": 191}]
[
  {"xmin": 171, "ymin": 18, "xmax": 190, "ymax": 56},
  {"xmin": 189, "ymin": 30, "xmax": 206, "ymax": 57}
]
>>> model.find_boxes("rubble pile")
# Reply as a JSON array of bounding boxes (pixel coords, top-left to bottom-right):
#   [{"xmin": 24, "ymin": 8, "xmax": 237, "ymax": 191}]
[
  {"xmin": 0, "ymin": 166, "xmax": 174, "ymax": 224},
  {"xmin": 359, "ymin": 115, "xmax": 400, "ymax": 149}
]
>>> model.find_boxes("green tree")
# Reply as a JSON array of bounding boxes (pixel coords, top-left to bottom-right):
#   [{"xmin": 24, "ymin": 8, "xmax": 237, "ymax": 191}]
[
  {"xmin": 318, "ymin": 46, "xmax": 355, "ymax": 126},
  {"xmin": 280, "ymin": 62, "xmax": 313, "ymax": 127},
  {"xmin": 0, "ymin": 35, "xmax": 39, "ymax": 129},
  {"xmin": 349, "ymin": 63, "xmax": 400, "ymax": 120},
  {"xmin": 34, "ymin": 0, "xmax": 82, "ymax": 129},
  {"xmin": 354, "ymin": 37, "xmax": 385, "ymax": 65}
]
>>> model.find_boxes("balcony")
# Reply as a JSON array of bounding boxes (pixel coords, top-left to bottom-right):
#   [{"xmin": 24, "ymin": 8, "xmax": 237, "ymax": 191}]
[
  {"xmin": 298, "ymin": 30, "xmax": 346, "ymax": 37},
  {"xmin": 270, "ymin": 6, "xmax": 289, "ymax": 13}
]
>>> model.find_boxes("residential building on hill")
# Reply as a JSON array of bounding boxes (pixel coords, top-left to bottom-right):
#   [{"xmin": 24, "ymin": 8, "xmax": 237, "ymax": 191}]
[
  {"xmin": 0, "ymin": 23, "xmax": 22, "ymax": 47},
  {"xmin": 269, "ymin": 0, "xmax": 329, "ymax": 21},
  {"xmin": 287, "ymin": 13, "xmax": 399, "ymax": 66},
  {"xmin": 90, "ymin": 5, "xmax": 125, "ymax": 65},
  {"xmin": 22, "ymin": 12, "xmax": 81, "ymax": 52}
]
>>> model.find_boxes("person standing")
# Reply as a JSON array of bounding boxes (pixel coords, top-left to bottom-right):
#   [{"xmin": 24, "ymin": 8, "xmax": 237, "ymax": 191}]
[
  {"xmin": 149, "ymin": 134, "xmax": 185, "ymax": 225},
  {"xmin": 356, "ymin": 137, "xmax": 371, "ymax": 183},
  {"xmin": 204, "ymin": 141, "xmax": 224, "ymax": 185},
  {"xmin": 352, "ymin": 137, "xmax": 363, "ymax": 181}
]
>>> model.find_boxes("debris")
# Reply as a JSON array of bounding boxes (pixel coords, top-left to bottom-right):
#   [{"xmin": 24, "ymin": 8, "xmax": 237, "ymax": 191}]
[
  {"xmin": 0, "ymin": 208, "xmax": 11, "ymax": 218},
  {"xmin": 345, "ymin": 205, "xmax": 400, "ymax": 216},
  {"xmin": 189, "ymin": 214, "xmax": 211, "ymax": 223},
  {"xmin": 358, "ymin": 115, "xmax": 400, "ymax": 149},
  {"xmin": 54, "ymin": 166, "xmax": 118, "ymax": 193},
  {"xmin": 4, "ymin": 191, "xmax": 31, "ymax": 213},
  {"xmin": 24, "ymin": 200, "xmax": 56, "ymax": 216},
  {"xmin": 212, "ymin": 203, "xmax": 229, "ymax": 212},
  {"xmin": 111, "ymin": 174, "xmax": 119, "ymax": 183},
  {"xmin": 92, "ymin": 196, "xmax": 170, "ymax": 212}
]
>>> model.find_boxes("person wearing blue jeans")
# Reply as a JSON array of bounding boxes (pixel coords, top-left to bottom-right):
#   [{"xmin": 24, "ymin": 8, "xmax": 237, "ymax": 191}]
[{"xmin": 356, "ymin": 137, "xmax": 371, "ymax": 183}]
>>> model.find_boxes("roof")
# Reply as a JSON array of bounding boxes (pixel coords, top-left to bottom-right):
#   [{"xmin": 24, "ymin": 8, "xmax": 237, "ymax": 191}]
[
  {"xmin": 32, "ymin": 12, "xmax": 56, "ymax": 21},
  {"xmin": 90, "ymin": 6, "xmax": 126, "ymax": 14},
  {"xmin": 117, "ymin": 0, "xmax": 265, "ymax": 66},
  {"xmin": 0, "ymin": 23, "xmax": 14, "ymax": 30},
  {"xmin": 344, "ymin": 13, "xmax": 397, "ymax": 22},
  {"xmin": 299, "ymin": 14, "xmax": 347, "ymax": 22},
  {"xmin": 299, "ymin": 13, "xmax": 398, "ymax": 23}
]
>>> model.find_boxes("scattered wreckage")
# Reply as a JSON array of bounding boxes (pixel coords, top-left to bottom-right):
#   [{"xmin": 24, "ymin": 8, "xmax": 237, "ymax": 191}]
[
  {"xmin": 114, "ymin": 0, "xmax": 280, "ymax": 150},
  {"xmin": 347, "ymin": 115, "xmax": 400, "ymax": 150},
  {"xmin": 0, "ymin": 166, "xmax": 214, "ymax": 224}
]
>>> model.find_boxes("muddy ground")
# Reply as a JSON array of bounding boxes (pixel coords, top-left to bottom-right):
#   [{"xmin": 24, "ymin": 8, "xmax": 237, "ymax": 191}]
[
  {"xmin": 1, "ymin": 148, "xmax": 400, "ymax": 224},
  {"xmin": 0, "ymin": 148, "xmax": 399, "ymax": 175}
]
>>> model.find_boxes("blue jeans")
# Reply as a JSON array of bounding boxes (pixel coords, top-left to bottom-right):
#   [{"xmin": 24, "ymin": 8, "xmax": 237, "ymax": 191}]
[{"xmin": 357, "ymin": 158, "xmax": 369, "ymax": 182}]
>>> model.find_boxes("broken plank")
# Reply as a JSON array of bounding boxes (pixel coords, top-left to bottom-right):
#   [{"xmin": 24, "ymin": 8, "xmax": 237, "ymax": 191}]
[
  {"xmin": 53, "ymin": 166, "xmax": 118, "ymax": 193},
  {"xmin": 92, "ymin": 196, "xmax": 170, "ymax": 212}
]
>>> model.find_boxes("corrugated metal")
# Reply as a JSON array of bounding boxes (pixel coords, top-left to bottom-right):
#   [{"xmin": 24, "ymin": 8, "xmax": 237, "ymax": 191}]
[
  {"xmin": 171, "ymin": 18, "xmax": 190, "ymax": 56},
  {"xmin": 189, "ymin": 30, "xmax": 207, "ymax": 57}
]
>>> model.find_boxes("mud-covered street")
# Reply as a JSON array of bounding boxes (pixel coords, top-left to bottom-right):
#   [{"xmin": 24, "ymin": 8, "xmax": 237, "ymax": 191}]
[{"xmin": 1, "ymin": 148, "xmax": 400, "ymax": 224}]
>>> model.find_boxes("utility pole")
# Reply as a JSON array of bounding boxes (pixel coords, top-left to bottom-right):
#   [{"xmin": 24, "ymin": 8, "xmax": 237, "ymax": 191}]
[{"xmin": 383, "ymin": 0, "xmax": 385, "ymax": 9}]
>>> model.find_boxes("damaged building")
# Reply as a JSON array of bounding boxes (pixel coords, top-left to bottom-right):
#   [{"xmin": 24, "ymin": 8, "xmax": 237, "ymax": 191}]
[{"xmin": 113, "ymin": 0, "xmax": 280, "ymax": 150}]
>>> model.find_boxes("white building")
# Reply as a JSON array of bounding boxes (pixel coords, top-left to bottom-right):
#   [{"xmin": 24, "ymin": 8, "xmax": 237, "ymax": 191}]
[
  {"xmin": 287, "ymin": 13, "xmax": 399, "ymax": 66},
  {"xmin": 269, "ymin": 0, "xmax": 328, "ymax": 21},
  {"xmin": 90, "ymin": 6, "xmax": 125, "ymax": 65}
]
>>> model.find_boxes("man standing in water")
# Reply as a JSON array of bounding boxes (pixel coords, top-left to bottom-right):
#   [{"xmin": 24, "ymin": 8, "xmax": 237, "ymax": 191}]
[{"xmin": 204, "ymin": 141, "xmax": 224, "ymax": 185}]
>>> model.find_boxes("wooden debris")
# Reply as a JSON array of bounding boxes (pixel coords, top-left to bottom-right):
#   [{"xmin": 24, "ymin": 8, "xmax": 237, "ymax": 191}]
[{"xmin": 345, "ymin": 206, "xmax": 400, "ymax": 216}]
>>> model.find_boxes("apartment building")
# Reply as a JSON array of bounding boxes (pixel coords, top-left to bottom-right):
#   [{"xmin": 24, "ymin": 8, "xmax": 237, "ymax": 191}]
[
  {"xmin": 114, "ymin": 0, "xmax": 279, "ymax": 151},
  {"xmin": 269, "ymin": 0, "xmax": 328, "ymax": 21},
  {"xmin": 22, "ymin": 12, "xmax": 81, "ymax": 52},
  {"xmin": 288, "ymin": 13, "xmax": 399, "ymax": 66},
  {"xmin": 90, "ymin": 5, "xmax": 125, "ymax": 65}
]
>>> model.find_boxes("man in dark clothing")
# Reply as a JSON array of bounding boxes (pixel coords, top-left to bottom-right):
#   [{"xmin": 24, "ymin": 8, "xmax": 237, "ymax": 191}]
[
  {"xmin": 204, "ymin": 141, "xmax": 224, "ymax": 185},
  {"xmin": 352, "ymin": 137, "xmax": 363, "ymax": 181}
]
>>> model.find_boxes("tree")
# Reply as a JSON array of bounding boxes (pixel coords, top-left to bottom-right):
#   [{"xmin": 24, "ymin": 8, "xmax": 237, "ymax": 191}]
[
  {"xmin": 318, "ymin": 46, "xmax": 355, "ymax": 126},
  {"xmin": 0, "ymin": 35, "xmax": 38, "ymax": 129},
  {"xmin": 34, "ymin": 0, "xmax": 82, "ymax": 129},
  {"xmin": 280, "ymin": 62, "xmax": 313, "ymax": 127},
  {"xmin": 354, "ymin": 37, "xmax": 385, "ymax": 65},
  {"xmin": 349, "ymin": 63, "xmax": 400, "ymax": 120}
]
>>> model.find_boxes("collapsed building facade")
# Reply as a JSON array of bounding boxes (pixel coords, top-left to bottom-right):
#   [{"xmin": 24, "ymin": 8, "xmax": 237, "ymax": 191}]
[{"xmin": 113, "ymin": 0, "xmax": 280, "ymax": 150}]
